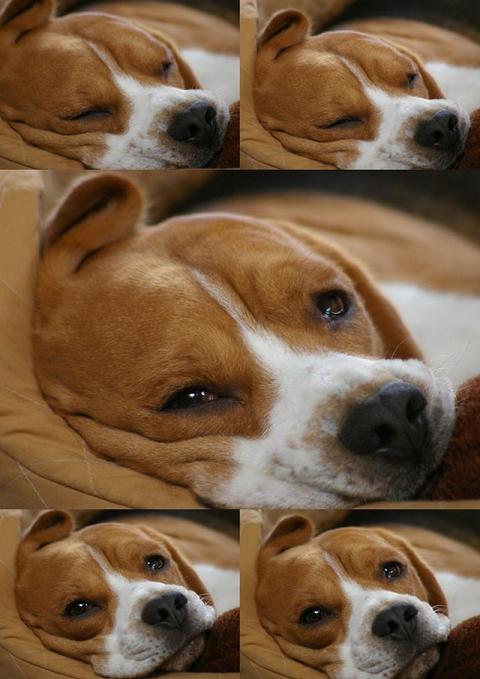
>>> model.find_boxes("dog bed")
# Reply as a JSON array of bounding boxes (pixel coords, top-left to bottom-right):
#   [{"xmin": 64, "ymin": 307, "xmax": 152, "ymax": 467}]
[
  {"xmin": 0, "ymin": 170, "xmax": 202, "ymax": 508},
  {"xmin": 240, "ymin": 511, "xmax": 480, "ymax": 679},
  {"xmin": 240, "ymin": 0, "xmax": 480, "ymax": 170},
  {"xmin": 0, "ymin": 512, "xmax": 238, "ymax": 679}
]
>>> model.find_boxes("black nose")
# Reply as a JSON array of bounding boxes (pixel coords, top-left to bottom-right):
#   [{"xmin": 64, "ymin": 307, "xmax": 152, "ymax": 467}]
[
  {"xmin": 414, "ymin": 110, "xmax": 461, "ymax": 152},
  {"xmin": 168, "ymin": 102, "xmax": 218, "ymax": 146},
  {"xmin": 141, "ymin": 592, "xmax": 188, "ymax": 628},
  {"xmin": 372, "ymin": 604, "xmax": 419, "ymax": 641},
  {"xmin": 339, "ymin": 382, "xmax": 428, "ymax": 459}
]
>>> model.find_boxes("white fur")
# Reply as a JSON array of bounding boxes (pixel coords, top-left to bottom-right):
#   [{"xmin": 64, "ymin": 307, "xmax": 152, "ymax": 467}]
[
  {"xmin": 195, "ymin": 564, "xmax": 239, "ymax": 615},
  {"xmin": 427, "ymin": 63, "xmax": 480, "ymax": 114},
  {"xmin": 192, "ymin": 273, "xmax": 455, "ymax": 509},
  {"xmin": 324, "ymin": 554, "xmax": 450, "ymax": 679},
  {"xmin": 382, "ymin": 283, "xmax": 480, "ymax": 388},
  {"xmin": 181, "ymin": 48, "xmax": 239, "ymax": 105},
  {"xmin": 435, "ymin": 572, "xmax": 480, "ymax": 627},
  {"xmin": 86, "ymin": 42, "xmax": 228, "ymax": 169},
  {"xmin": 338, "ymin": 58, "xmax": 470, "ymax": 170},
  {"xmin": 86, "ymin": 547, "xmax": 215, "ymax": 678}
]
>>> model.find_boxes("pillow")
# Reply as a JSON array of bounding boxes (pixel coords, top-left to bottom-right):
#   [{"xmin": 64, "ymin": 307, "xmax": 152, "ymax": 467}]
[
  {"xmin": 0, "ymin": 512, "xmax": 238, "ymax": 679},
  {"xmin": 0, "ymin": 171, "xmax": 202, "ymax": 508}
]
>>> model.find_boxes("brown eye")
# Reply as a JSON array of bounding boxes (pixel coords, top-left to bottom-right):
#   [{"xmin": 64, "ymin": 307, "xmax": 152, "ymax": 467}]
[
  {"xmin": 381, "ymin": 561, "xmax": 405, "ymax": 580},
  {"xmin": 406, "ymin": 73, "xmax": 418, "ymax": 88},
  {"xmin": 314, "ymin": 290, "xmax": 351, "ymax": 321},
  {"xmin": 161, "ymin": 61, "xmax": 173, "ymax": 76},
  {"xmin": 299, "ymin": 606, "xmax": 335, "ymax": 626},
  {"xmin": 64, "ymin": 599, "xmax": 100, "ymax": 617},
  {"xmin": 162, "ymin": 386, "xmax": 220, "ymax": 411},
  {"xmin": 145, "ymin": 554, "xmax": 167, "ymax": 571}
]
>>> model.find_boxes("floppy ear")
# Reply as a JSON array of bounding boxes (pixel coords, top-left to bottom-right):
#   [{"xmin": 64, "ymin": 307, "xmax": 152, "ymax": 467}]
[
  {"xmin": 259, "ymin": 514, "xmax": 315, "ymax": 563},
  {"xmin": 164, "ymin": 538, "xmax": 214, "ymax": 607},
  {"xmin": 16, "ymin": 510, "xmax": 73, "ymax": 568},
  {"xmin": 0, "ymin": 0, "xmax": 54, "ymax": 43},
  {"xmin": 374, "ymin": 529, "xmax": 448, "ymax": 613},
  {"xmin": 41, "ymin": 173, "xmax": 144, "ymax": 276},
  {"xmin": 258, "ymin": 9, "xmax": 310, "ymax": 59},
  {"xmin": 277, "ymin": 220, "xmax": 423, "ymax": 360},
  {"xmin": 393, "ymin": 43, "xmax": 444, "ymax": 99}
]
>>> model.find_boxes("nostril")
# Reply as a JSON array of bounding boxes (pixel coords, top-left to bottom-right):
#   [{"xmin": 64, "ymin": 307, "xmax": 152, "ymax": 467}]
[
  {"xmin": 205, "ymin": 106, "xmax": 216, "ymax": 125},
  {"xmin": 448, "ymin": 114, "xmax": 458, "ymax": 131},
  {"xmin": 406, "ymin": 390, "xmax": 427, "ymax": 423},
  {"xmin": 174, "ymin": 594, "xmax": 187, "ymax": 610},
  {"xmin": 374, "ymin": 423, "xmax": 395, "ymax": 447}
]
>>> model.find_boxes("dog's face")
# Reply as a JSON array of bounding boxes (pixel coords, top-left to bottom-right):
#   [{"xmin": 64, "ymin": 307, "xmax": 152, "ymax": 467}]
[
  {"xmin": 15, "ymin": 511, "xmax": 215, "ymax": 678},
  {"xmin": 0, "ymin": 0, "xmax": 228, "ymax": 168},
  {"xmin": 254, "ymin": 10, "xmax": 469, "ymax": 169},
  {"xmin": 256, "ymin": 517, "xmax": 451, "ymax": 679},
  {"xmin": 33, "ymin": 175, "xmax": 455, "ymax": 508}
]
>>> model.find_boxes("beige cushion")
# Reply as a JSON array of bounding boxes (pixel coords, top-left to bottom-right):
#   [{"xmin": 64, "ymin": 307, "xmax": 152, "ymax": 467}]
[
  {"xmin": 0, "ymin": 171, "xmax": 202, "ymax": 508},
  {"xmin": 0, "ymin": 512, "xmax": 237, "ymax": 679}
]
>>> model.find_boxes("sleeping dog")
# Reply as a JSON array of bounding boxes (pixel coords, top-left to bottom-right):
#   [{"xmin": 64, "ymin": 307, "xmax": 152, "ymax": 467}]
[
  {"xmin": 15, "ymin": 511, "xmax": 239, "ymax": 677},
  {"xmin": 33, "ymin": 174, "xmax": 480, "ymax": 508},
  {"xmin": 0, "ymin": 0, "xmax": 238, "ymax": 168},
  {"xmin": 254, "ymin": 5, "xmax": 480, "ymax": 169},
  {"xmin": 256, "ymin": 515, "xmax": 480, "ymax": 679}
]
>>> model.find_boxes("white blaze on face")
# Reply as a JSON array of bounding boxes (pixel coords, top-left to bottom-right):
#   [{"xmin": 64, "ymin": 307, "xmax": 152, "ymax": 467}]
[
  {"xmin": 86, "ymin": 548, "xmax": 215, "ymax": 679},
  {"xmin": 191, "ymin": 271, "xmax": 455, "ymax": 509},
  {"xmin": 335, "ymin": 57, "xmax": 470, "ymax": 170},
  {"xmin": 85, "ymin": 41, "xmax": 229, "ymax": 169},
  {"xmin": 322, "ymin": 554, "xmax": 450, "ymax": 679}
]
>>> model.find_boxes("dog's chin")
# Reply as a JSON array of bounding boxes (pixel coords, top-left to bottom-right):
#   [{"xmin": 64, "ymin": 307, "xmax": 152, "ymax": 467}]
[
  {"xmin": 160, "ymin": 634, "xmax": 206, "ymax": 672},
  {"xmin": 396, "ymin": 646, "xmax": 441, "ymax": 679}
]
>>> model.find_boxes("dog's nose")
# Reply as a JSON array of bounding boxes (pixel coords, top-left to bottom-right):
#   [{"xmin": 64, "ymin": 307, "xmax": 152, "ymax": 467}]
[
  {"xmin": 372, "ymin": 604, "xmax": 419, "ymax": 641},
  {"xmin": 339, "ymin": 382, "xmax": 428, "ymax": 458},
  {"xmin": 168, "ymin": 102, "xmax": 218, "ymax": 146},
  {"xmin": 141, "ymin": 592, "xmax": 188, "ymax": 628},
  {"xmin": 414, "ymin": 110, "xmax": 460, "ymax": 152}
]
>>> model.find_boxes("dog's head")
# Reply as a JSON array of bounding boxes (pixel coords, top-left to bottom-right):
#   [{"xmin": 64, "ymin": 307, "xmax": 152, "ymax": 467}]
[
  {"xmin": 33, "ymin": 174, "xmax": 455, "ymax": 508},
  {"xmin": 15, "ymin": 510, "xmax": 215, "ymax": 677},
  {"xmin": 256, "ymin": 516, "xmax": 450, "ymax": 679},
  {"xmin": 254, "ymin": 10, "xmax": 469, "ymax": 169},
  {"xmin": 0, "ymin": 0, "xmax": 228, "ymax": 168}
]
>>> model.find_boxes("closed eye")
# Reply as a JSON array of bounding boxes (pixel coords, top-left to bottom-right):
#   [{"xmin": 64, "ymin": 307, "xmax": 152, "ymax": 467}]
[
  {"xmin": 65, "ymin": 108, "xmax": 113, "ymax": 122},
  {"xmin": 323, "ymin": 117, "xmax": 364, "ymax": 129}
]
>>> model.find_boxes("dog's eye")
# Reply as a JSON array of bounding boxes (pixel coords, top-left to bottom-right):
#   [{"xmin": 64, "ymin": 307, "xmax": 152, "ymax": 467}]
[
  {"xmin": 66, "ymin": 108, "xmax": 113, "ymax": 121},
  {"xmin": 406, "ymin": 73, "xmax": 418, "ymax": 88},
  {"xmin": 314, "ymin": 290, "xmax": 351, "ymax": 321},
  {"xmin": 381, "ymin": 561, "xmax": 405, "ymax": 580},
  {"xmin": 145, "ymin": 554, "xmax": 167, "ymax": 571},
  {"xmin": 162, "ymin": 386, "xmax": 221, "ymax": 411},
  {"xmin": 64, "ymin": 599, "xmax": 100, "ymax": 618},
  {"xmin": 299, "ymin": 606, "xmax": 334, "ymax": 626},
  {"xmin": 160, "ymin": 60, "xmax": 174, "ymax": 76},
  {"xmin": 324, "ymin": 117, "xmax": 363, "ymax": 129}
]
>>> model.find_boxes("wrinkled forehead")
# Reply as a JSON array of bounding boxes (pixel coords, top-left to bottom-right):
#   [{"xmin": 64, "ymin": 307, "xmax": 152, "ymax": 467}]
[{"xmin": 315, "ymin": 31, "xmax": 418, "ymax": 87}]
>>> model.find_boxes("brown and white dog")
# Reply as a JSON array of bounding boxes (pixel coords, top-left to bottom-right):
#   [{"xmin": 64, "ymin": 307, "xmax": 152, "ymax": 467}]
[
  {"xmin": 256, "ymin": 515, "xmax": 480, "ymax": 679},
  {"xmin": 15, "ymin": 511, "xmax": 239, "ymax": 678},
  {"xmin": 254, "ymin": 9, "xmax": 480, "ymax": 169},
  {"xmin": 33, "ymin": 174, "xmax": 480, "ymax": 508},
  {"xmin": 0, "ymin": 0, "xmax": 239, "ymax": 168}
]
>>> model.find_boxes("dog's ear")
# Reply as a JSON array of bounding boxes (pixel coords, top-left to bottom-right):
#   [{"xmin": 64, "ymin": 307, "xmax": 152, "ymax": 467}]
[
  {"xmin": 374, "ymin": 529, "xmax": 448, "ymax": 614},
  {"xmin": 41, "ymin": 173, "xmax": 143, "ymax": 276},
  {"xmin": 393, "ymin": 43, "xmax": 444, "ymax": 99},
  {"xmin": 17, "ymin": 511, "xmax": 73, "ymax": 567},
  {"xmin": 259, "ymin": 515, "xmax": 315, "ymax": 563},
  {"xmin": 258, "ymin": 10, "xmax": 310, "ymax": 59},
  {"xmin": 165, "ymin": 538, "xmax": 214, "ymax": 607},
  {"xmin": 0, "ymin": 0, "xmax": 54, "ymax": 42}
]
